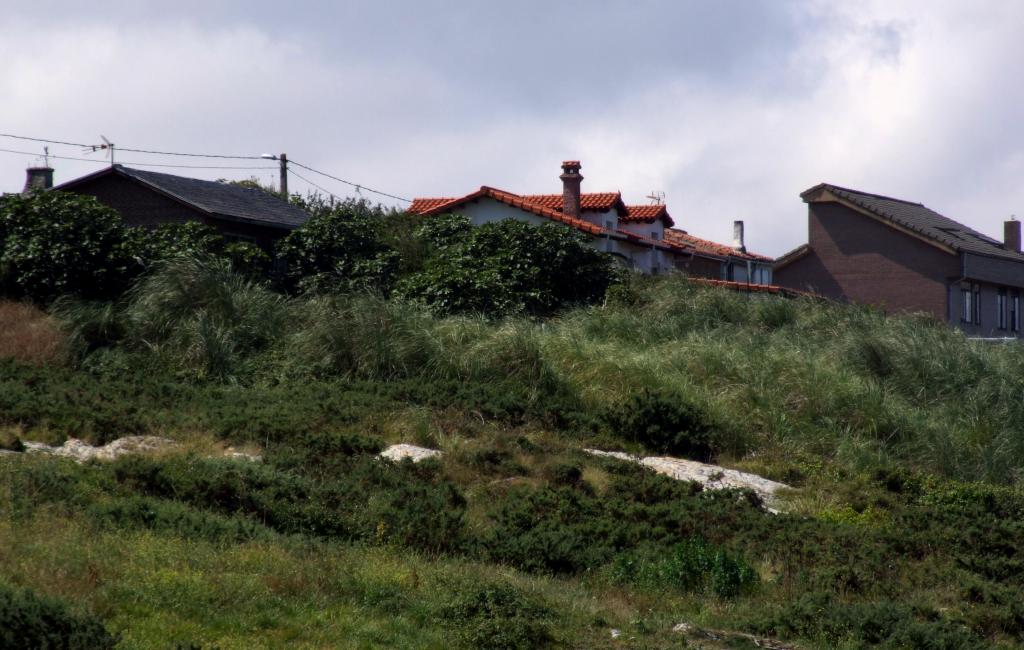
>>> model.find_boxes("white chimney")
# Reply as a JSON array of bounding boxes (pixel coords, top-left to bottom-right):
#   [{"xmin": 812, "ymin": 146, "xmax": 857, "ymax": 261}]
[{"xmin": 732, "ymin": 220, "xmax": 746, "ymax": 252}]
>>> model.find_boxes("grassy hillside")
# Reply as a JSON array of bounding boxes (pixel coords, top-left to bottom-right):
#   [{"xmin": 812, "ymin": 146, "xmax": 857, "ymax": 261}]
[{"xmin": 2, "ymin": 261, "xmax": 1024, "ymax": 648}]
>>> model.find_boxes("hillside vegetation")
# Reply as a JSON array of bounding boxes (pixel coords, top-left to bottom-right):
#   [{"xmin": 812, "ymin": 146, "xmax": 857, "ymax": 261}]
[
  {"xmin": 2, "ymin": 261, "xmax": 1024, "ymax": 648},
  {"xmin": 3, "ymin": 192, "xmax": 1024, "ymax": 648}
]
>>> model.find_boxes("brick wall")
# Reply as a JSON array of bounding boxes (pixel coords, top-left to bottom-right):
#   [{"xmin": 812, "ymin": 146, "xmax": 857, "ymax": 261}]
[{"xmin": 775, "ymin": 201, "xmax": 960, "ymax": 320}]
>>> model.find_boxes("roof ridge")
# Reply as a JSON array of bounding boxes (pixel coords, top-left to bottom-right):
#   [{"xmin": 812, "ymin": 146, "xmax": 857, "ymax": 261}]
[{"xmin": 823, "ymin": 183, "xmax": 925, "ymax": 207}]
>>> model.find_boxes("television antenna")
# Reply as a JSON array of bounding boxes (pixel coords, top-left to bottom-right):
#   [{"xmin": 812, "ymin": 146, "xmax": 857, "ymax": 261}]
[
  {"xmin": 82, "ymin": 135, "xmax": 115, "ymax": 165},
  {"xmin": 646, "ymin": 190, "xmax": 665, "ymax": 205}
]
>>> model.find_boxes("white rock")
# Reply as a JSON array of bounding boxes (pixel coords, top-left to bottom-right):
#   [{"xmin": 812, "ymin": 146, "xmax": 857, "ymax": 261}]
[
  {"xmin": 672, "ymin": 622, "xmax": 693, "ymax": 634},
  {"xmin": 610, "ymin": 629, "xmax": 621, "ymax": 639},
  {"xmin": 379, "ymin": 444, "xmax": 442, "ymax": 463},
  {"xmin": 14, "ymin": 436, "xmax": 179, "ymax": 463},
  {"xmin": 585, "ymin": 448, "xmax": 790, "ymax": 511}
]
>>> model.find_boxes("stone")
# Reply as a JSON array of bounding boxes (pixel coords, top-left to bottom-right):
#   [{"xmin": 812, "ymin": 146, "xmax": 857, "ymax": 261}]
[
  {"xmin": 585, "ymin": 448, "xmax": 791, "ymax": 512},
  {"xmin": 379, "ymin": 444, "xmax": 442, "ymax": 463}
]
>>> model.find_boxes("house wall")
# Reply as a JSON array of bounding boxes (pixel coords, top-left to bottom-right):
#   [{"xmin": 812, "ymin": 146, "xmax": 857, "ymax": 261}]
[
  {"xmin": 61, "ymin": 175, "xmax": 289, "ymax": 249},
  {"xmin": 774, "ymin": 201, "xmax": 961, "ymax": 319},
  {"xmin": 619, "ymin": 220, "xmax": 665, "ymax": 242}
]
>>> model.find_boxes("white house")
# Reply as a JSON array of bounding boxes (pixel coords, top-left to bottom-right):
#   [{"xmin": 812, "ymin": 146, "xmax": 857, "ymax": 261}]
[{"xmin": 409, "ymin": 161, "xmax": 773, "ymax": 281}]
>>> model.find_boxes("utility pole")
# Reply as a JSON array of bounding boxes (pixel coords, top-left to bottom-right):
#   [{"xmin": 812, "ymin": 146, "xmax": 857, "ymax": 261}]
[{"xmin": 278, "ymin": 153, "xmax": 288, "ymax": 198}]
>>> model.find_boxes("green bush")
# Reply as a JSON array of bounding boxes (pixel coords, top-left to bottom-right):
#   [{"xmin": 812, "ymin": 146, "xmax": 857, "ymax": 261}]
[
  {"xmin": 87, "ymin": 495, "xmax": 273, "ymax": 543},
  {"xmin": 0, "ymin": 582, "xmax": 117, "ymax": 649},
  {"xmin": 277, "ymin": 197, "xmax": 399, "ymax": 295},
  {"xmin": 442, "ymin": 584, "xmax": 555, "ymax": 650},
  {"xmin": 605, "ymin": 388, "xmax": 718, "ymax": 460},
  {"xmin": 397, "ymin": 216, "xmax": 619, "ymax": 317},
  {"xmin": 0, "ymin": 191, "xmax": 134, "ymax": 302},
  {"xmin": 610, "ymin": 538, "xmax": 759, "ymax": 598}
]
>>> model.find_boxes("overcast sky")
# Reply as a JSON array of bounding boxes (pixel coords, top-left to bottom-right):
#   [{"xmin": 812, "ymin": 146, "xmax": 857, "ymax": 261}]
[{"xmin": 2, "ymin": 1, "xmax": 1023, "ymax": 255}]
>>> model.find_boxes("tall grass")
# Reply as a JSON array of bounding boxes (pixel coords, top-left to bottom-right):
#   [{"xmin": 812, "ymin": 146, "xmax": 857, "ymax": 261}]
[
  {"xmin": 0, "ymin": 300, "xmax": 66, "ymax": 365},
  {"xmin": 53, "ymin": 259, "xmax": 1024, "ymax": 483}
]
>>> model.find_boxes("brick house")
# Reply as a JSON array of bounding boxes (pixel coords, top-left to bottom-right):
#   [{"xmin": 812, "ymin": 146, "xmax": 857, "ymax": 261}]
[
  {"xmin": 774, "ymin": 183, "xmax": 1024, "ymax": 337},
  {"xmin": 51, "ymin": 165, "xmax": 309, "ymax": 248},
  {"xmin": 409, "ymin": 161, "xmax": 773, "ymax": 282}
]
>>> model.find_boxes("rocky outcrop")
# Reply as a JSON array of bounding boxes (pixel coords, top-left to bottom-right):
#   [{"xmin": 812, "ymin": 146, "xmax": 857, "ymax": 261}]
[
  {"xmin": 379, "ymin": 444, "xmax": 442, "ymax": 463},
  {"xmin": 585, "ymin": 449, "xmax": 790, "ymax": 511},
  {"xmin": 22, "ymin": 436, "xmax": 180, "ymax": 462}
]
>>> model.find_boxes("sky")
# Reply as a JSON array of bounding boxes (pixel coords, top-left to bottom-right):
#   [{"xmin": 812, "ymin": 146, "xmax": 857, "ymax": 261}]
[{"xmin": 2, "ymin": 0, "xmax": 1023, "ymax": 256}]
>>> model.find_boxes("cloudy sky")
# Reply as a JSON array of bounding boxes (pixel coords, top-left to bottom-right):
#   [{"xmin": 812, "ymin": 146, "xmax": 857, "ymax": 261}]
[{"xmin": 2, "ymin": 1, "xmax": 1023, "ymax": 255}]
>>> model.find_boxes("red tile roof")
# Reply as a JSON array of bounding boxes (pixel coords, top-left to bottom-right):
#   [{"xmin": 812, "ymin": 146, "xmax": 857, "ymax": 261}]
[
  {"xmin": 408, "ymin": 197, "xmax": 457, "ymax": 213},
  {"xmin": 622, "ymin": 204, "xmax": 675, "ymax": 227},
  {"xmin": 521, "ymin": 192, "xmax": 624, "ymax": 212},
  {"xmin": 685, "ymin": 277, "xmax": 818, "ymax": 299},
  {"xmin": 664, "ymin": 228, "xmax": 772, "ymax": 262},
  {"xmin": 410, "ymin": 186, "xmax": 605, "ymax": 236}
]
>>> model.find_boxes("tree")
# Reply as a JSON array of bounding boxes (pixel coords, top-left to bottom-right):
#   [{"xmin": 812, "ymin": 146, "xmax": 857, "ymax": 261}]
[
  {"xmin": 276, "ymin": 197, "xmax": 400, "ymax": 295},
  {"xmin": 0, "ymin": 191, "xmax": 134, "ymax": 303},
  {"xmin": 397, "ymin": 216, "xmax": 620, "ymax": 316}
]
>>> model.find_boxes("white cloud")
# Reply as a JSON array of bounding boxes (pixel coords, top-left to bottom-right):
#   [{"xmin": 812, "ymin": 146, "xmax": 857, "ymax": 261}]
[{"xmin": 2, "ymin": 3, "xmax": 1024, "ymax": 256}]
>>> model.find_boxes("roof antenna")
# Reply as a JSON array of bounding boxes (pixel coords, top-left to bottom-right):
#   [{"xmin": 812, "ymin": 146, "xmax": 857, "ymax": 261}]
[
  {"xmin": 646, "ymin": 190, "xmax": 665, "ymax": 205},
  {"xmin": 82, "ymin": 135, "xmax": 114, "ymax": 165}
]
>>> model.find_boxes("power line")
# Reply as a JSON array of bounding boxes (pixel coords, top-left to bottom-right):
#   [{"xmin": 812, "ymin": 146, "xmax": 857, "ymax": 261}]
[
  {"xmin": 0, "ymin": 148, "xmax": 276, "ymax": 171},
  {"xmin": 289, "ymin": 159, "xmax": 411, "ymax": 203},
  {"xmin": 0, "ymin": 132, "xmax": 411, "ymax": 202},
  {"xmin": 288, "ymin": 167, "xmax": 341, "ymax": 200}
]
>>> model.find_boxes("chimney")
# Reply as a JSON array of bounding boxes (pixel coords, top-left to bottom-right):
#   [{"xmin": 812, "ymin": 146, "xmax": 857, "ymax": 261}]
[
  {"xmin": 22, "ymin": 166, "xmax": 54, "ymax": 194},
  {"xmin": 733, "ymin": 220, "xmax": 746, "ymax": 253},
  {"xmin": 560, "ymin": 160, "xmax": 583, "ymax": 219},
  {"xmin": 1005, "ymin": 218, "xmax": 1021, "ymax": 253}
]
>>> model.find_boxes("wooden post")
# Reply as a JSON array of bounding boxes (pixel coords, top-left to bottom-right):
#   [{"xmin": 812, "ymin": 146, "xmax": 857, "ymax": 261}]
[{"xmin": 279, "ymin": 153, "xmax": 288, "ymax": 198}]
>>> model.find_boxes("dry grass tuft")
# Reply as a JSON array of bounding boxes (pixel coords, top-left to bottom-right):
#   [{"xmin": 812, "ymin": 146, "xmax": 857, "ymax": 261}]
[{"xmin": 0, "ymin": 300, "xmax": 66, "ymax": 365}]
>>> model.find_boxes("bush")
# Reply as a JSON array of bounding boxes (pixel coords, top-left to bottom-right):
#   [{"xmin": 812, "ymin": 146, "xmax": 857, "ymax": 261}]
[
  {"xmin": 605, "ymin": 388, "xmax": 718, "ymax": 460},
  {"xmin": 0, "ymin": 191, "xmax": 134, "ymax": 302},
  {"xmin": 87, "ymin": 495, "xmax": 273, "ymax": 543},
  {"xmin": 0, "ymin": 582, "xmax": 117, "ymax": 649},
  {"xmin": 397, "ymin": 216, "xmax": 619, "ymax": 317},
  {"xmin": 442, "ymin": 584, "xmax": 555, "ymax": 650},
  {"xmin": 611, "ymin": 538, "xmax": 759, "ymax": 598},
  {"xmin": 277, "ymin": 197, "xmax": 399, "ymax": 295}
]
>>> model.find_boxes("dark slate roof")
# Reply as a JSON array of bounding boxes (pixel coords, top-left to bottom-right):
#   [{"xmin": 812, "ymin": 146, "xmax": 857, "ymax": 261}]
[
  {"xmin": 116, "ymin": 166, "xmax": 309, "ymax": 229},
  {"xmin": 806, "ymin": 183, "xmax": 1024, "ymax": 263}
]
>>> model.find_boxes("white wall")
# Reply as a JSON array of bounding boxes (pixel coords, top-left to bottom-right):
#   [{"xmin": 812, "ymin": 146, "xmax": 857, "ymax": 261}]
[{"xmin": 619, "ymin": 219, "xmax": 665, "ymax": 241}]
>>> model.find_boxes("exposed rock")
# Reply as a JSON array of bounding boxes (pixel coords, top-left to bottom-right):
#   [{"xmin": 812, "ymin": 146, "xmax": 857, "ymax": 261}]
[
  {"xmin": 223, "ymin": 447, "xmax": 262, "ymax": 462},
  {"xmin": 671, "ymin": 620, "xmax": 799, "ymax": 649},
  {"xmin": 585, "ymin": 448, "xmax": 790, "ymax": 511},
  {"xmin": 21, "ymin": 436, "xmax": 180, "ymax": 462},
  {"xmin": 379, "ymin": 444, "xmax": 442, "ymax": 463}
]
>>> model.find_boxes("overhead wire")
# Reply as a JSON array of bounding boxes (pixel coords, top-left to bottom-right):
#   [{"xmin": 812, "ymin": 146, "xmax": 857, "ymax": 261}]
[
  {"xmin": 0, "ymin": 132, "xmax": 411, "ymax": 201},
  {"xmin": 288, "ymin": 160, "xmax": 411, "ymax": 203},
  {"xmin": 0, "ymin": 147, "xmax": 276, "ymax": 170},
  {"xmin": 287, "ymin": 167, "xmax": 341, "ymax": 201}
]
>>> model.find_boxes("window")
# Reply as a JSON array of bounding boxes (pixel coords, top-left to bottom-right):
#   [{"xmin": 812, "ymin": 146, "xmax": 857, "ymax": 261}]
[
  {"xmin": 962, "ymin": 287, "xmax": 973, "ymax": 323},
  {"xmin": 1013, "ymin": 292, "xmax": 1021, "ymax": 332},
  {"xmin": 998, "ymin": 288, "xmax": 1008, "ymax": 330},
  {"xmin": 974, "ymin": 285, "xmax": 982, "ymax": 325},
  {"xmin": 605, "ymin": 220, "xmax": 613, "ymax": 229},
  {"xmin": 651, "ymin": 231, "xmax": 660, "ymax": 240}
]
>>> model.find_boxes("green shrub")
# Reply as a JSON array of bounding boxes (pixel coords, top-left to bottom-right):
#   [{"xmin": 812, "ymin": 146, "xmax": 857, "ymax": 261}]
[
  {"xmin": 442, "ymin": 584, "xmax": 555, "ymax": 650},
  {"xmin": 746, "ymin": 593, "xmax": 984, "ymax": 649},
  {"xmin": 611, "ymin": 538, "xmax": 759, "ymax": 598},
  {"xmin": 605, "ymin": 388, "xmax": 718, "ymax": 460},
  {"xmin": 397, "ymin": 216, "xmax": 619, "ymax": 317},
  {"xmin": 277, "ymin": 197, "xmax": 399, "ymax": 295},
  {"xmin": 87, "ymin": 495, "xmax": 273, "ymax": 543},
  {"xmin": 0, "ymin": 191, "xmax": 134, "ymax": 302},
  {"xmin": 0, "ymin": 582, "xmax": 117, "ymax": 649}
]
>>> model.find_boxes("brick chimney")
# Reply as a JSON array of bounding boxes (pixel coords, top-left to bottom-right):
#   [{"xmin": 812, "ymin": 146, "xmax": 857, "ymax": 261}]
[
  {"xmin": 22, "ymin": 166, "xmax": 54, "ymax": 194},
  {"xmin": 559, "ymin": 160, "xmax": 583, "ymax": 219},
  {"xmin": 733, "ymin": 220, "xmax": 746, "ymax": 253},
  {"xmin": 1005, "ymin": 218, "xmax": 1021, "ymax": 253}
]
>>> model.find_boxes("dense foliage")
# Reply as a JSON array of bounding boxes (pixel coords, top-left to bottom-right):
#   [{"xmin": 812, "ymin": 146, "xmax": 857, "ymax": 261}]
[
  {"xmin": 398, "ymin": 215, "xmax": 619, "ymax": 316},
  {"xmin": 0, "ymin": 191, "xmax": 134, "ymax": 302},
  {"xmin": 0, "ymin": 583, "xmax": 117, "ymax": 649},
  {"xmin": 277, "ymin": 197, "xmax": 400, "ymax": 295}
]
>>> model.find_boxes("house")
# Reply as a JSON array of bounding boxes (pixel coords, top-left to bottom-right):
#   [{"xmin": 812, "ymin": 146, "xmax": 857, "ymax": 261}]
[
  {"xmin": 45, "ymin": 165, "xmax": 309, "ymax": 248},
  {"xmin": 409, "ymin": 161, "xmax": 773, "ymax": 282},
  {"xmin": 774, "ymin": 183, "xmax": 1024, "ymax": 337}
]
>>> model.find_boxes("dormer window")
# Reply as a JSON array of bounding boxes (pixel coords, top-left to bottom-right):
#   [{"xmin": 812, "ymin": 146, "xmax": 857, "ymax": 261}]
[{"xmin": 651, "ymin": 232, "xmax": 660, "ymax": 240}]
